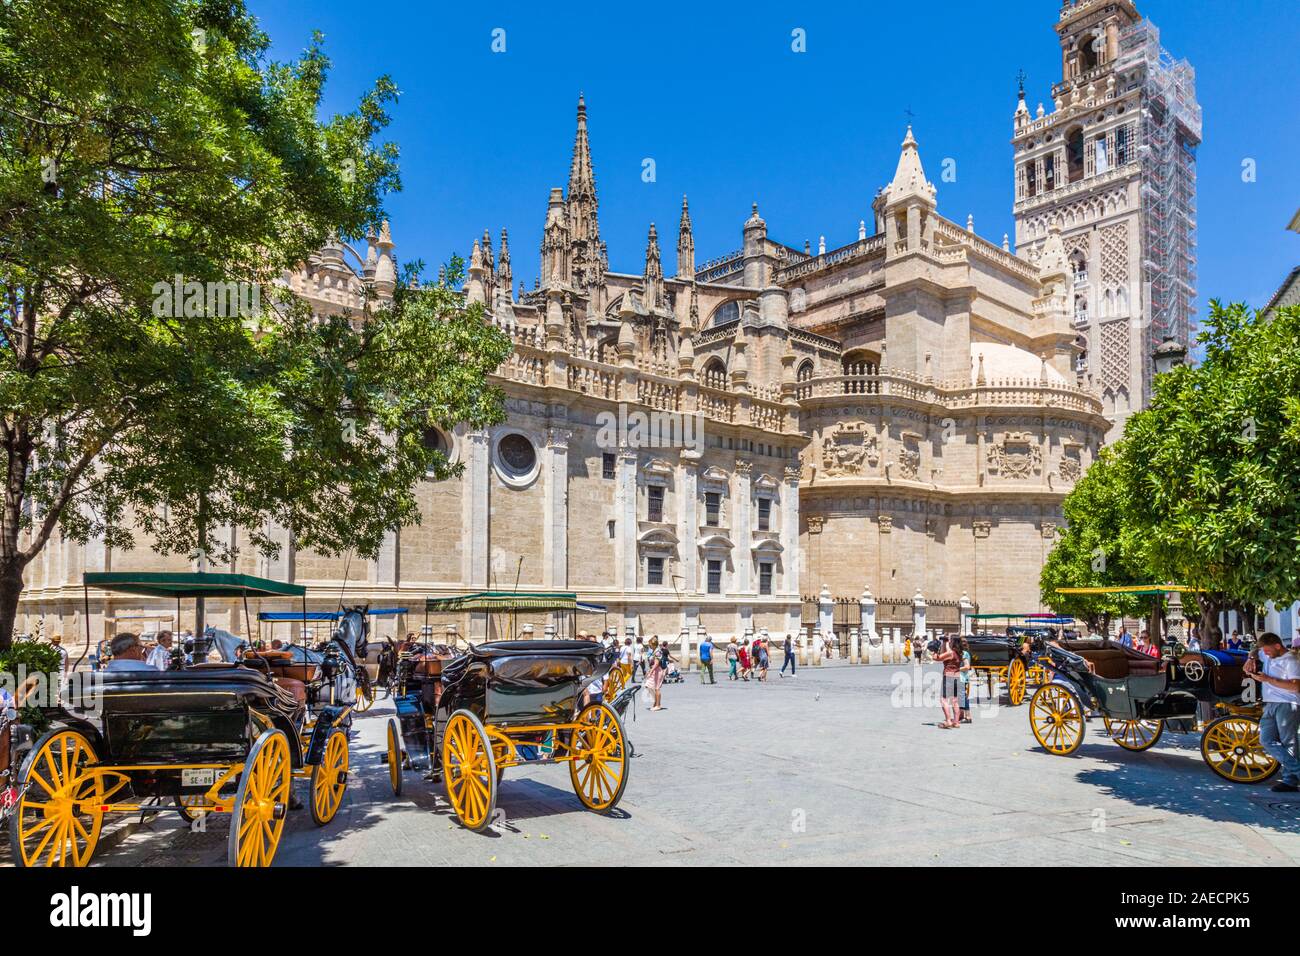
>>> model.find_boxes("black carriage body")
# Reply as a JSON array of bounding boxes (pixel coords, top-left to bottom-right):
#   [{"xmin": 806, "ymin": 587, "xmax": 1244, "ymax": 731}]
[
  {"xmin": 61, "ymin": 667, "xmax": 303, "ymax": 769},
  {"xmin": 966, "ymin": 635, "xmax": 1018, "ymax": 668},
  {"xmin": 1043, "ymin": 641, "xmax": 1251, "ymax": 723},
  {"xmin": 438, "ymin": 640, "xmax": 611, "ymax": 726}
]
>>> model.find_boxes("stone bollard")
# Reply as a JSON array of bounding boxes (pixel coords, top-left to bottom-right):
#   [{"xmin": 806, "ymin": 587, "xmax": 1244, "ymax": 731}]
[
  {"xmin": 679, "ymin": 628, "xmax": 692, "ymax": 672},
  {"xmin": 798, "ymin": 630, "xmax": 809, "ymax": 667},
  {"xmin": 849, "ymin": 626, "xmax": 860, "ymax": 664}
]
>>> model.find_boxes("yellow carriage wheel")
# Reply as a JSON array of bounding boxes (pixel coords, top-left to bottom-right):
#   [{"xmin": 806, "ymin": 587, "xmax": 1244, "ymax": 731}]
[
  {"xmin": 355, "ymin": 677, "xmax": 375, "ymax": 713},
  {"xmin": 9, "ymin": 729, "xmax": 104, "ymax": 868},
  {"xmin": 228, "ymin": 730, "xmax": 291, "ymax": 867},
  {"xmin": 569, "ymin": 702, "xmax": 629, "ymax": 813},
  {"xmin": 442, "ymin": 710, "xmax": 497, "ymax": 832},
  {"xmin": 310, "ymin": 729, "xmax": 349, "ymax": 825},
  {"xmin": 1006, "ymin": 657, "xmax": 1027, "ymax": 706},
  {"xmin": 1201, "ymin": 714, "xmax": 1279, "ymax": 784},
  {"xmin": 1103, "ymin": 717, "xmax": 1164, "ymax": 752},
  {"xmin": 603, "ymin": 664, "xmax": 628, "ymax": 699},
  {"xmin": 1029, "ymin": 683, "xmax": 1085, "ymax": 756},
  {"xmin": 386, "ymin": 717, "xmax": 403, "ymax": 797}
]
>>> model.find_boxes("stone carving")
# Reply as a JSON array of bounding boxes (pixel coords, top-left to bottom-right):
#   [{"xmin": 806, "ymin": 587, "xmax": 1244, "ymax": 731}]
[
  {"xmin": 986, "ymin": 432, "xmax": 1042, "ymax": 480},
  {"xmin": 1100, "ymin": 222, "xmax": 1129, "ymax": 285},
  {"xmin": 878, "ymin": 515, "xmax": 893, "ymax": 534},
  {"xmin": 897, "ymin": 446, "xmax": 921, "ymax": 481},
  {"xmin": 973, "ymin": 520, "xmax": 992, "ymax": 539},
  {"xmin": 1058, "ymin": 453, "xmax": 1082, "ymax": 483},
  {"xmin": 807, "ymin": 515, "xmax": 825, "ymax": 534},
  {"xmin": 1099, "ymin": 319, "xmax": 1129, "ymax": 390},
  {"xmin": 821, "ymin": 422, "xmax": 879, "ymax": 477}
]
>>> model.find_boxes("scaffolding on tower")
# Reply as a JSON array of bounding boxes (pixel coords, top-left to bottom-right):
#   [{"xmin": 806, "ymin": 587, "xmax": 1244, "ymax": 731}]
[{"xmin": 1117, "ymin": 19, "xmax": 1201, "ymax": 393}]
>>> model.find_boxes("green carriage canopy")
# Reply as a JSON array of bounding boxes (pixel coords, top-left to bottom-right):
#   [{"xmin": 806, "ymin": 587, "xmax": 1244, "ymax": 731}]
[{"xmin": 83, "ymin": 571, "xmax": 306, "ymax": 598}]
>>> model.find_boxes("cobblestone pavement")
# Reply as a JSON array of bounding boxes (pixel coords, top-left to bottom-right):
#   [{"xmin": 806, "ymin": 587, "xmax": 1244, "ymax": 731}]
[{"xmin": 9, "ymin": 663, "xmax": 1300, "ymax": 867}]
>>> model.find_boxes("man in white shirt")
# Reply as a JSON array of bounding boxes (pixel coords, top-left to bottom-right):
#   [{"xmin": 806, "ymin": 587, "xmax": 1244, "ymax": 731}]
[
  {"xmin": 1245, "ymin": 632, "xmax": 1300, "ymax": 792},
  {"xmin": 146, "ymin": 630, "xmax": 175, "ymax": 671}
]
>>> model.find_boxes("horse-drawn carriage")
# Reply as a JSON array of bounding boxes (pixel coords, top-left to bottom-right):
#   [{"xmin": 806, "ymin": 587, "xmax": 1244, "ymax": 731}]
[
  {"xmin": 6, "ymin": 572, "xmax": 354, "ymax": 867},
  {"xmin": 1029, "ymin": 638, "xmax": 1278, "ymax": 784},
  {"xmin": 256, "ymin": 606, "xmax": 407, "ymax": 714},
  {"xmin": 964, "ymin": 615, "xmax": 1073, "ymax": 705},
  {"xmin": 387, "ymin": 592, "xmax": 634, "ymax": 831}
]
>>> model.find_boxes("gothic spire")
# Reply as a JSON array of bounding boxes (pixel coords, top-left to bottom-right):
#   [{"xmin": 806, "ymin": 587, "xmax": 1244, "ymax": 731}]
[
  {"xmin": 676, "ymin": 195, "xmax": 695, "ymax": 278},
  {"xmin": 644, "ymin": 222, "xmax": 663, "ymax": 308},
  {"xmin": 567, "ymin": 93, "xmax": 596, "ymax": 203},
  {"xmin": 884, "ymin": 125, "xmax": 937, "ymax": 207},
  {"xmin": 498, "ymin": 228, "xmax": 513, "ymax": 303}
]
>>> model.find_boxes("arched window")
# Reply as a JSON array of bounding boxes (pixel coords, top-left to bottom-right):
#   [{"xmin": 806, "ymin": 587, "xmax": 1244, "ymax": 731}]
[
  {"xmin": 1079, "ymin": 34, "xmax": 1100, "ymax": 73},
  {"xmin": 709, "ymin": 300, "xmax": 739, "ymax": 327},
  {"xmin": 841, "ymin": 349, "xmax": 880, "ymax": 395},
  {"xmin": 701, "ymin": 358, "xmax": 727, "ymax": 390},
  {"xmin": 796, "ymin": 359, "xmax": 815, "ymax": 382},
  {"xmin": 1066, "ymin": 127, "xmax": 1085, "ymax": 184}
]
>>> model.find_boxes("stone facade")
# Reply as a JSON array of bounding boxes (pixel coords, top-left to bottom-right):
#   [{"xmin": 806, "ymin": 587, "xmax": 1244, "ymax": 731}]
[{"xmin": 29, "ymin": 5, "xmax": 1195, "ymax": 653}]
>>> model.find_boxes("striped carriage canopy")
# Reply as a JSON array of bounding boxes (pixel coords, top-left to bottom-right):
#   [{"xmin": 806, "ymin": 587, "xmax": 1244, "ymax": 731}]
[
  {"xmin": 425, "ymin": 591, "xmax": 583, "ymax": 613},
  {"xmin": 256, "ymin": 608, "xmax": 410, "ymax": 622},
  {"xmin": 83, "ymin": 571, "xmax": 307, "ymax": 598},
  {"xmin": 970, "ymin": 613, "xmax": 1075, "ymax": 623}
]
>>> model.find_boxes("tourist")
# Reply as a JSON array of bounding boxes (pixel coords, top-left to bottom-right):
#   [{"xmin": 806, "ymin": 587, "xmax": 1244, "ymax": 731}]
[
  {"xmin": 643, "ymin": 637, "xmax": 665, "ymax": 710},
  {"xmin": 1226, "ymin": 630, "xmax": 1244, "ymax": 651},
  {"xmin": 147, "ymin": 630, "xmax": 175, "ymax": 670},
  {"xmin": 1244, "ymin": 633, "xmax": 1300, "ymax": 792},
  {"xmin": 1117, "ymin": 627, "xmax": 1133, "ymax": 649},
  {"xmin": 104, "ymin": 633, "xmax": 155, "ymax": 672},
  {"xmin": 50, "ymin": 635, "xmax": 69, "ymax": 675},
  {"xmin": 913, "ymin": 637, "xmax": 925, "ymax": 665},
  {"xmin": 698, "ymin": 633, "xmax": 715, "ymax": 685},
  {"xmin": 934, "ymin": 636, "xmax": 962, "ymax": 729},
  {"xmin": 726, "ymin": 637, "xmax": 739, "ymax": 680},
  {"xmin": 780, "ymin": 632, "xmax": 797, "ymax": 677},
  {"xmin": 633, "ymin": 636, "xmax": 647, "ymax": 680},
  {"xmin": 620, "ymin": 637, "xmax": 635, "ymax": 679},
  {"xmin": 958, "ymin": 636, "xmax": 973, "ymax": 723},
  {"xmin": 738, "ymin": 640, "xmax": 752, "ymax": 681},
  {"xmin": 755, "ymin": 636, "xmax": 770, "ymax": 682}
]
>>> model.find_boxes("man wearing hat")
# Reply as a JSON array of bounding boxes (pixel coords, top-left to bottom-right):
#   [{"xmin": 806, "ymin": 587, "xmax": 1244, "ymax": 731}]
[{"xmin": 50, "ymin": 635, "xmax": 69, "ymax": 675}]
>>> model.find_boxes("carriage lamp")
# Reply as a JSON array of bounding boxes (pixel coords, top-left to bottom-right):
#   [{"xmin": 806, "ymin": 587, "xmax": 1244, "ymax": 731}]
[{"xmin": 1153, "ymin": 336, "xmax": 1187, "ymax": 375}]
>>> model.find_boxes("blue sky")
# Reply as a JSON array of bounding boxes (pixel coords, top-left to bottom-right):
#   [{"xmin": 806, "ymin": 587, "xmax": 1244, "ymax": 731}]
[{"xmin": 251, "ymin": 0, "xmax": 1299, "ymax": 323}]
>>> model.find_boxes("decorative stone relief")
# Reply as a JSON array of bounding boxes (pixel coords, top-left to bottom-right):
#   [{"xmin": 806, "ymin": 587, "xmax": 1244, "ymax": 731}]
[
  {"xmin": 973, "ymin": 520, "xmax": 992, "ymax": 539},
  {"xmin": 821, "ymin": 421, "xmax": 879, "ymax": 477},
  {"xmin": 807, "ymin": 515, "xmax": 825, "ymax": 534},
  {"xmin": 986, "ymin": 432, "xmax": 1043, "ymax": 480},
  {"xmin": 1058, "ymin": 454, "xmax": 1082, "ymax": 483},
  {"xmin": 878, "ymin": 515, "xmax": 893, "ymax": 534},
  {"xmin": 897, "ymin": 447, "xmax": 921, "ymax": 481},
  {"xmin": 1100, "ymin": 223, "xmax": 1129, "ymax": 285},
  {"xmin": 1099, "ymin": 319, "xmax": 1130, "ymax": 390}
]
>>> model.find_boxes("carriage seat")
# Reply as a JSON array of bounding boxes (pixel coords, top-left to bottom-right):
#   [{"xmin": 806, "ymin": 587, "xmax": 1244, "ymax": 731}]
[{"xmin": 1070, "ymin": 647, "xmax": 1164, "ymax": 680}]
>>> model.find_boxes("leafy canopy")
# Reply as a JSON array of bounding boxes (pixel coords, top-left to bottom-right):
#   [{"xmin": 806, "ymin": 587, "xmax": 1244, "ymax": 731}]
[{"xmin": 0, "ymin": 0, "xmax": 510, "ymax": 647}]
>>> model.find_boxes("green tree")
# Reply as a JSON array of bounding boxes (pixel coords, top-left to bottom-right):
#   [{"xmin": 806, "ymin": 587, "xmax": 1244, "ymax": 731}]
[
  {"xmin": 0, "ymin": 0, "xmax": 510, "ymax": 647},
  {"xmin": 1119, "ymin": 302, "xmax": 1300, "ymax": 644},
  {"xmin": 1040, "ymin": 443, "xmax": 1147, "ymax": 632}
]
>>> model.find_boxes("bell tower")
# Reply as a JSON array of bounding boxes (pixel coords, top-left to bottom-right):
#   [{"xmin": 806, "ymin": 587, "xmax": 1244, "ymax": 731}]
[{"xmin": 1012, "ymin": 0, "xmax": 1199, "ymax": 436}]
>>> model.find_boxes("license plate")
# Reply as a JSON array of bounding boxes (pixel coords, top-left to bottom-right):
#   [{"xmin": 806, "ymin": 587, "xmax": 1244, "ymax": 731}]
[{"xmin": 181, "ymin": 769, "xmax": 215, "ymax": 788}]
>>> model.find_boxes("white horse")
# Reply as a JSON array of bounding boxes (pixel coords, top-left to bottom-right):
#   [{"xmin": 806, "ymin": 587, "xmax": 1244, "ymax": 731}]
[{"xmin": 203, "ymin": 626, "xmax": 248, "ymax": 664}]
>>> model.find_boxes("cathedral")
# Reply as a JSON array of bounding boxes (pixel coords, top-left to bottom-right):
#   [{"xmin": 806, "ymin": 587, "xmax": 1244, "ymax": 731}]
[{"xmin": 16, "ymin": 0, "xmax": 1198, "ymax": 653}]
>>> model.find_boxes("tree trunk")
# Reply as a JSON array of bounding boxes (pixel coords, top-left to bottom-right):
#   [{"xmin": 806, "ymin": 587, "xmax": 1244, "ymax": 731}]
[
  {"xmin": 1196, "ymin": 593, "xmax": 1224, "ymax": 650},
  {"xmin": 0, "ymin": 557, "xmax": 27, "ymax": 652}
]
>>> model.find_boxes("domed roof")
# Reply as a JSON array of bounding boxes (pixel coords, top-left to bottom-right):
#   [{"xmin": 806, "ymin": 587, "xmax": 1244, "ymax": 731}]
[{"xmin": 971, "ymin": 342, "xmax": 1066, "ymax": 385}]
